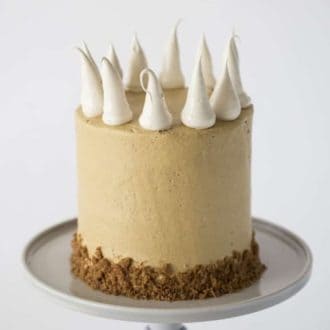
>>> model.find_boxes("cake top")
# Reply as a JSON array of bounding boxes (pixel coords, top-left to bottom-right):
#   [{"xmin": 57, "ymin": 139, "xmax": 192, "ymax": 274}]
[
  {"xmin": 76, "ymin": 24, "xmax": 252, "ymax": 131},
  {"xmin": 77, "ymin": 89, "xmax": 253, "ymax": 135}
]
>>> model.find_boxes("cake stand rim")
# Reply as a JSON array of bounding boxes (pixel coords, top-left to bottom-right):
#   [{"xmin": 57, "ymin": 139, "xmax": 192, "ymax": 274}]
[{"xmin": 22, "ymin": 217, "xmax": 313, "ymax": 323}]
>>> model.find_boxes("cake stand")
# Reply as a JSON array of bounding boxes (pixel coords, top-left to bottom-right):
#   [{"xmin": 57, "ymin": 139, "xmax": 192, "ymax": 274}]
[{"xmin": 22, "ymin": 217, "xmax": 312, "ymax": 330}]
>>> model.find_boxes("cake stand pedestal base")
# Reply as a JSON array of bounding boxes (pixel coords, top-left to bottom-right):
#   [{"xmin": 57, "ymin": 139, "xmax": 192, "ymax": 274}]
[
  {"xmin": 22, "ymin": 217, "xmax": 312, "ymax": 329},
  {"xmin": 146, "ymin": 324, "xmax": 185, "ymax": 330}
]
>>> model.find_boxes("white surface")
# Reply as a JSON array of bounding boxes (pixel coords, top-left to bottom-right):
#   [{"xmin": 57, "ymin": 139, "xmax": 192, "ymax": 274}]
[
  {"xmin": 0, "ymin": 0, "xmax": 329, "ymax": 329},
  {"xmin": 22, "ymin": 218, "xmax": 312, "ymax": 323}
]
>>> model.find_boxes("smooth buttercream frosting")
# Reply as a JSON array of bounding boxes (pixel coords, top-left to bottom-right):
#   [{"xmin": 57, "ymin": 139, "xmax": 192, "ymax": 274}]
[
  {"xmin": 107, "ymin": 44, "xmax": 123, "ymax": 79},
  {"xmin": 181, "ymin": 57, "xmax": 216, "ymax": 129},
  {"xmin": 200, "ymin": 35, "xmax": 216, "ymax": 89},
  {"xmin": 101, "ymin": 58, "xmax": 133, "ymax": 125},
  {"xmin": 76, "ymin": 47, "xmax": 103, "ymax": 118},
  {"xmin": 76, "ymin": 88, "xmax": 253, "ymax": 271},
  {"xmin": 138, "ymin": 68, "xmax": 173, "ymax": 131},
  {"xmin": 125, "ymin": 35, "xmax": 148, "ymax": 92},
  {"xmin": 159, "ymin": 22, "xmax": 185, "ymax": 89},
  {"xmin": 210, "ymin": 61, "xmax": 241, "ymax": 121},
  {"xmin": 226, "ymin": 35, "xmax": 251, "ymax": 108}
]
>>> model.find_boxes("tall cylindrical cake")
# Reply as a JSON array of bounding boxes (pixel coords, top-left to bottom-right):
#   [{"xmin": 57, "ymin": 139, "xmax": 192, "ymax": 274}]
[{"xmin": 71, "ymin": 31, "xmax": 265, "ymax": 301}]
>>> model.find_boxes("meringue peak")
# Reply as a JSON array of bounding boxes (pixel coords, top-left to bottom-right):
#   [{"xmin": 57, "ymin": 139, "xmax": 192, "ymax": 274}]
[
  {"xmin": 101, "ymin": 58, "xmax": 132, "ymax": 126},
  {"xmin": 125, "ymin": 35, "xmax": 148, "ymax": 92},
  {"xmin": 107, "ymin": 43, "xmax": 123, "ymax": 79},
  {"xmin": 181, "ymin": 56, "xmax": 216, "ymax": 129},
  {"xmin": 199, "ymin": 35, "xmax": 216, "ymax": 89},
  {"xmin": 159, "ymin": 21, "xmax": 185, "ymax": 89},
  {"xmin": 226, "ymin": 35, "xmax": 251, "ymax": 108},
  {"xmin": 139, "ymin": 68, "xmax": 173, "ymax": 131},
  {"xmin": 81, "ymin": 41, "xmax": 101, "ymax": 82},
  {"xmin": 210, "ymin": 61, "xmax": 241, "ymax": 121},
  {"xmin": 76, "ymin": 47, "xmax": 103, "ymax": 118}
]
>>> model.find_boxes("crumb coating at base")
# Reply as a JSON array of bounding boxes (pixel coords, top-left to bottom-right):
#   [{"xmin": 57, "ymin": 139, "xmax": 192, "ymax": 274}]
[{"xmin": 71, "ymin": 233, "xmax": 265, "ymax": 301}]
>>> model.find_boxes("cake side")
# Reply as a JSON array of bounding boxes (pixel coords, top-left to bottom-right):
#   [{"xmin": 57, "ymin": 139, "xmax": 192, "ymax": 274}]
[{"xmin": 76, "ymin": 89, "xmax": 254, "ymax": 271}]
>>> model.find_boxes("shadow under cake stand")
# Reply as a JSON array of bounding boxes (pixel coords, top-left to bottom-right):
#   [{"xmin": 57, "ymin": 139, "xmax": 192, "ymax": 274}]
[{"xmin": 22, "ymin": 217, "xmax": 312, "ymax": 330}]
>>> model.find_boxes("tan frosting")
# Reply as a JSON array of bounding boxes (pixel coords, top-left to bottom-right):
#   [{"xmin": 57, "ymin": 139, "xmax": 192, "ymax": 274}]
[{"xmin": 76, "ymin": 88, "xmax": 253, "ymax": 271}]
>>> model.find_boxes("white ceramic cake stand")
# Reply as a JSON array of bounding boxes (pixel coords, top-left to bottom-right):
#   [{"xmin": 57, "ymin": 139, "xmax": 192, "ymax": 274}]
[{"xmin": 22, "ymin": 217, "xmax": 312, "ymax": 330}]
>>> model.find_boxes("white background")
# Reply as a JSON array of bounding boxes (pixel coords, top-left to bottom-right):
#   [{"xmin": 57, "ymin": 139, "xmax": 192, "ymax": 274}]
[{"xmin": 1, "ymin": 0, "xmax": 329, "ymax": 329}]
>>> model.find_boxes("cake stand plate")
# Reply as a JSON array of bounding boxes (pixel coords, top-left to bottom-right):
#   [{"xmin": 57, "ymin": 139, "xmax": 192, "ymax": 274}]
[{"xmin": 22, "ymin": 218, "xmax": 312, "ymax": 330}]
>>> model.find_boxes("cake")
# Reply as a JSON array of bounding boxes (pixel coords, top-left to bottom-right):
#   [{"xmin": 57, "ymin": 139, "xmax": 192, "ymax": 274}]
[{"xmin": 71, "ymin": 25, "xmax": 265, "ymax": 301}]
